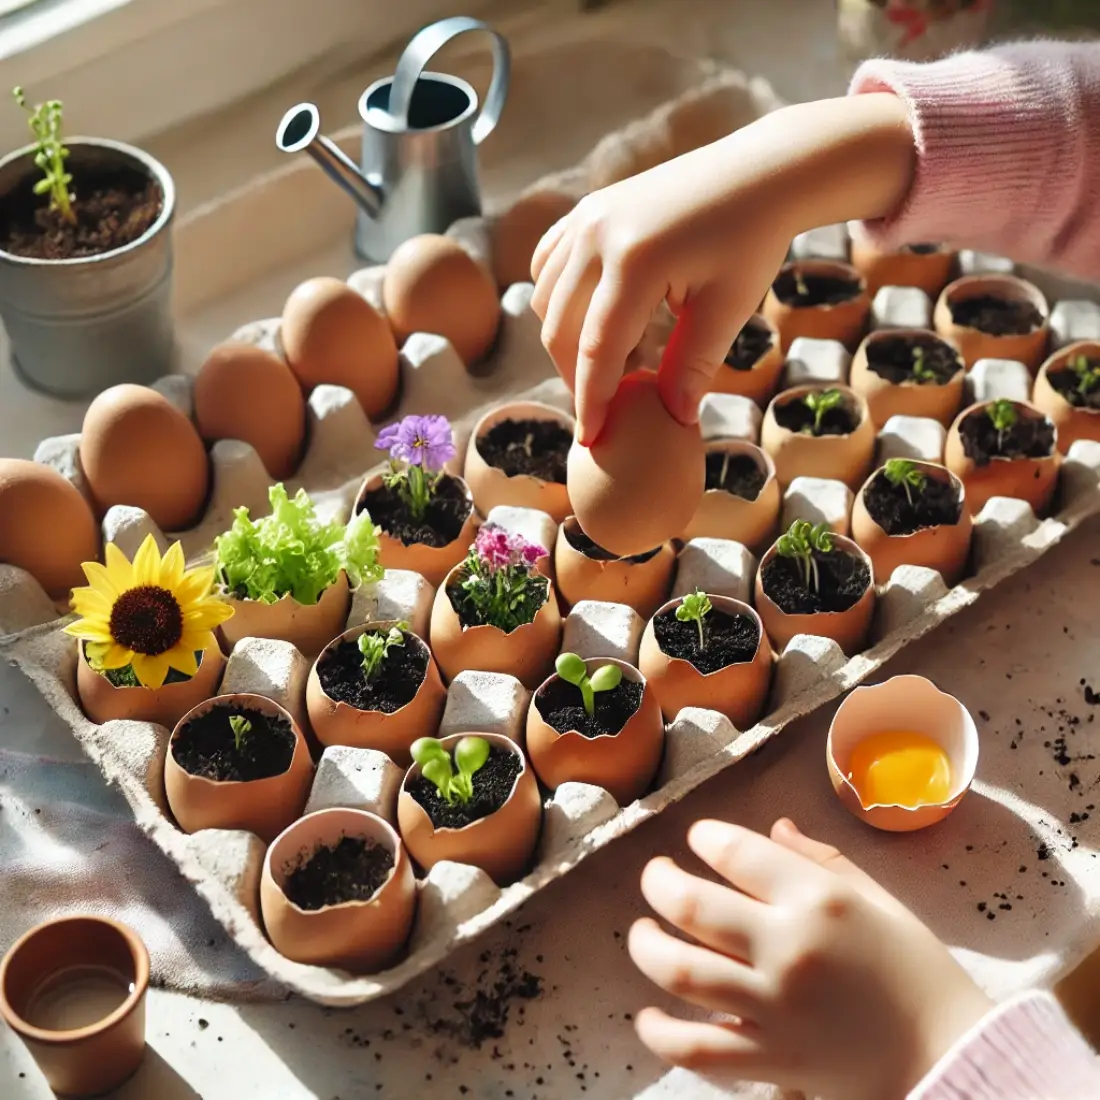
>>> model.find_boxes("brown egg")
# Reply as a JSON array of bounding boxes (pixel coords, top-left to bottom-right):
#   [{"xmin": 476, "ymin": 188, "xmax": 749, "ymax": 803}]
[
  {"xmin": 491, "ymin": 191, "xmax": 576, "ymax": 290},
  {"xmin": 193, "ymin": 342, "xmax": 306, "ymax": 479},
  {"xmin": 0, "ymin": 458, "xmax": 100, "ymax": 600},
  {"xmin": 81, "ymin": 385, "xmax": 209, "ymax": 532},
  {"xmin": 281, "ymin": 276, "xmax": 399, "ymax": 420},
  {"xmin": 383, "ymin": 234, "xmax": 501, "ymax": 366},
  {"xmin": 1032, "ymin": 342, "xmax": 1100, "ymax": 454},
  {"xmin": 568, "ymin": 371, "xmax": 704, "ymax": 558}
]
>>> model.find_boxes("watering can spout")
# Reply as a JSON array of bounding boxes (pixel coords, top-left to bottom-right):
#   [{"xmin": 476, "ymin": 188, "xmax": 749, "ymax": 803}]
[{"xmin": 276, "ymin": 102, "xmax": 383, "ymax": 218}]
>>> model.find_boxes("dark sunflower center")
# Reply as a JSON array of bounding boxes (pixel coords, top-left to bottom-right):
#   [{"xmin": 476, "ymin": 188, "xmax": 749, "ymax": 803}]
[{"xmin": 109, "ymin": 585, "xmax": 184, "ymax": 655}]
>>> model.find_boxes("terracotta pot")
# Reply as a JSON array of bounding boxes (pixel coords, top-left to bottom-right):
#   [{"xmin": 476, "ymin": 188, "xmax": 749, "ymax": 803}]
[
  {"xmin": 707, "ymin": 313, "xmax": 784, "ymax": 407},
  {"xmin": 429, "ymin": 563, "xmax": 562, "ymax": 689},
  {"xmin": 944, "ymin": 401, "xmax": 1062, "ymax": 517},
  {"xmin": 760, "ymin": 384, "xmax": 876, "ymax": 490},
  {"xmin": 76, "ymin": 639, "xmax": 225, "ymax": 727},
  {"xmin": 1032, "ymin": 342, "xmax": 1100, "ymax": 454},
  {"xmin": 526, "ymin": 657, "xmax": 665, "ymax": 806},
  {"xmin": 682, "ymin": 440, "xmax": 781, "ymax": 552},
  {"xmin": 638, "ymin": 596, "xmax": 772, "ymax": 727},
  {"xmin": 219, "ymin": 570, "xmax": 349, "ymax": 659},
  {"xmin": 0, "ymin": 916, "xmax": 149, "ymax": 1098},
  {"xmin": 762, "ymin": 260, "xmax": 870, "ymax": 352},
  {"xmin": 754, "ymin": 535, "xmax": 876, "ymax": 656},
  {"xmin": 306, "ymin": 622, "xmax": 447, "ymax": 766},
  {"xmin": 553, "ymin": 516, "xmax": 675, "ymax": 621},
  {"xmin": 851, "ymin": 463, "xmax": 972, "ymax": 586},
  {"xmin": 355, "ymin": 472, "xmax": 478, "ymax": 587},
  {"xmin": 849, "ymin": 239, "xmax": 956, "ymax": 299},
  {"xmin": 463, "ymin": 401, "xmax": 574, "ymax": 522},
  {"xmin": 849, "ymin": 329, "xmax": 965, "ymax": 429},
  {"xmin": 164, "ymin": 693, "xmax": 314, "ymax": 843},
  {"xmin": 260, "ymin": 808, "xmax": 416, "ymax": 972},
  {"xmin": 397, "ymin": 732, "xmax": 541, "ymax": 885},
  {"xmin": 933, "ymin": 274, "xmax": 1050, "ymax": 371}
]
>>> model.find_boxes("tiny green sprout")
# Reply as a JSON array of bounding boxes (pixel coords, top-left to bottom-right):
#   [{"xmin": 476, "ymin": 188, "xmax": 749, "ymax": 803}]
[
  {"xmin": 410, "ymin": 735, "xmax": 490, "ymax": 805},
  {"xmin": 776, "ymin": 519, "xmax": 834, "ymax": 594},
  {"xmin": 13, "ymin": 86, "xmax": 75, "ymax": 225},
  {"xmin": 986, "ymin": 398, "xmax": 1018, "ymax": 450},
  {"xmin": 911, "ymin": 344, "xmax": 936, "ymax": 383},
  {"xmin": 1068, "ymin": 353, "xmax": 1100, "ymax": 397},
  {"xmin": 793, "ymin": 268, "xmax": 809, "ymax": 298},
  {"xmin": 675, "ymin": 588, "xmax": 712, "ymax": 651},
  {"xmin": 358, "ymin": 622, "xmax": 407, "ymax": 683},
  {"xmin": 883, "ymin": 458, "xmax": 928, "ymax": 507},
  {"xmin": 555, "ymin": 652, "xmax": 623, "ymax": 717},
  {"xmin": 228, "ymin": 714, "xmax": 252, "ymax": 754},
  {"xmin": 802, "ymin": 388, "xmax": 844, "ymax": 436}
]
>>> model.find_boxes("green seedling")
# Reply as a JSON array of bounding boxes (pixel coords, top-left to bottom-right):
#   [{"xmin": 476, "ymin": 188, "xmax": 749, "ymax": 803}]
[
  {"xmin": 793, "ymin": 268, "xmax": 809, "ymax": 298},
  {"xmin": 676, "ymin": 588, "xmax": 712, "ymax": 650},
  {"xmin": 1067, "ymin": 354, "xmax": 1100, "ymax": 398},
  {"xmin": 555, "ymin": 652, "xmax": 623, "ymax": 717},
  {"xmin": 986, "ymin": 399, "xmax": 1018, "ymax": 451},
  {"xmin": 13, "ymin": 86, "xmax": 74, "ymax": 224},
  {"xmin": 776, "ymin": 519, "xmax": 834, "ymax": 594},
  {"xmin": 228, "ymin": 714, "xmax": 252, "ymax": 754},
  {"xmin": 883, "ymin": 458, "xmax": 928, "ymax": 506},
  {"xmin": 410, "ymin": 735, "xmax": 490, "ymax": 806},
  {"xmin": 911, "ymin": 344, "xmax": 936, "ymax": 383},
  {"xmin": 802, "ymin": 388, "xmax": 844, "ymax": 436},
  {"xmin": 358, "ymin": 622, "xmax": 407, "ymax": 682}
]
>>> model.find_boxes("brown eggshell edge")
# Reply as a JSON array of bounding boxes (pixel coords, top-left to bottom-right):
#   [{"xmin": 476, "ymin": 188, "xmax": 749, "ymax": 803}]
[
  {"xmin": 682, "ymin": 440, "xmax": 781, "ymax": 552},
  {"xmin": 1032, "ymin": 342, "xmax": 1100, "ymax": 454}
]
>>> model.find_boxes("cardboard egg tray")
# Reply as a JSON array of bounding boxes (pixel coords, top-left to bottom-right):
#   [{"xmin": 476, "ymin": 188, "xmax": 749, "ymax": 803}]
[{"xmin": 5, "ymin": 81, "xmax": 1100, "ymax": 1005}]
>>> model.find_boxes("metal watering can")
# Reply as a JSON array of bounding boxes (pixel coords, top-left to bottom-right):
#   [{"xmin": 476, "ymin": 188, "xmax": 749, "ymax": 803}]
[{"xmin": 276, "ymin": 16, "xmax": 510, "ymax": 262}]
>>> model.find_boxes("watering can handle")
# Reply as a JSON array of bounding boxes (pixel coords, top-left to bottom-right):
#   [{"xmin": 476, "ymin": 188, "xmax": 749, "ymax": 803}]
[{"xmin": 388, "ymin": 16, "xmax": 511, "ymax": 145}]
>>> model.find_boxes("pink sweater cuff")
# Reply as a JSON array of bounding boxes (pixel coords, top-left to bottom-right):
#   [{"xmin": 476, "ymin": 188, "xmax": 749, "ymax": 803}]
[{"xmin": 909, "ymin": 991, "xmax": 1100, "ymax": 1100}]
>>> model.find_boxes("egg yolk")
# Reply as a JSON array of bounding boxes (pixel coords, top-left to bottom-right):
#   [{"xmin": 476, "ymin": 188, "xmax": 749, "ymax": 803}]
[{"xmin": 846, "ymin": 731, "xmax": 952, "ymax": 809}]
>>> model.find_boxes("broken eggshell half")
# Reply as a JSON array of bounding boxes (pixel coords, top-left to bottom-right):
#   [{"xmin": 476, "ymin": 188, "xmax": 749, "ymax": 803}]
[
  {"xmin": 762, "ymin": 259, "xmax": 870, "ymax": 352},
  {"xmin": 707, "ymin": 313, "xmax": 784, "ymax": 407},
  {"xmin": 1032, "ymin": 341, "xmax": 1100, "ymax": 454}
]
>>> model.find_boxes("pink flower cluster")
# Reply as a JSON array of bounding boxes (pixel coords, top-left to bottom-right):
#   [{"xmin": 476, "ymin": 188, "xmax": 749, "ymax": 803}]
[{"xmin": 473, "ymin": 525, "xmax": 546, "ymax": 573}]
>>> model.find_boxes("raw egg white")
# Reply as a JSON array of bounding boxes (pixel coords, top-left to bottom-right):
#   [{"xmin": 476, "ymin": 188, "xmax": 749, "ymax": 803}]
[{"xmin": 567, "ymin": 371, "xmax": 704, "ymax": 557}]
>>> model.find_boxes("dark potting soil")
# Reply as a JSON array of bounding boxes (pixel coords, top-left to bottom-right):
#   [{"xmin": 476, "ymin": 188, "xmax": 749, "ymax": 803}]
[
  {"xmin": 959, "ymin": 409, "xmax": 1056, "ymax": 466},
  {"xmin": 282, "ymin": 836, "xmax": 394, "ymax": 910},
  {"xmin": 476, "ymin": 418, "xmax": 571, "ymax": 482},
  {"xmin": 705, "ymin": 451, "xmax": 766, "ymax": 501},
  {"xmin": 949, "ymin": 295, "xmax": 1043, "ymax": 336},
  {"xmin": 1048, "ymin": 360, "xmax": 1100, "ymax": 410},
  {"xmin": 654, "ymin": 606, "xmax": 760, "ymax": 674},
  {"xmin": 865, "ymin": 333, "xmax": 961, "ymax": 386},
  {"xmin": 904, "ymin": 243, "xmax": 941, "ymax": 255},
  {"xmin": 171, "ymin": 705, "xmax": 295, "ymax": 782},
  {"xmin": 863, "ymin": 470, "xmax": 962, "ymax": 536},
  {"xmin": 724, "ymin": 317, "xmax": 774, "ymax": 371},
  {"xmin": 564, "ymin": 523, "xmax": 661, "ymax": 563},
  {"xmin": 1, "ymin": 170, "xmax": 162, "ymax": 260},
  {"xmin": 358, "ymin": 472, "xmax": 472, "ymax": 548},
  {"xmin": 535, "ymin": 676, "xmax": 644, "ymax": 739},
  {"xmin": 772, "ymin": 268, "xmax": 862, "ymax": 308},
  {"xmin": 773, "ymin": 394, "xmax": 859, "ymax": 437},
  {"xmin": 316, "ymin": 634, "xmax": 428, "ymax": 713},
  {"xmin": 407, "ymin": 746, "xmax": 523, "ymax": 830},
  {"xmin": 761, "ymin": 549, "xmax": 871, "ymax": 615}
]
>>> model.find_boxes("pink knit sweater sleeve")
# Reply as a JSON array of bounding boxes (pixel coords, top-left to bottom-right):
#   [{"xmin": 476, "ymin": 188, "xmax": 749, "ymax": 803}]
[
  {"xmin": 908, "ymin": 991, "xmax": 1100, "ymax": 1099},
  {"xmin": 849, "ymin": 42, "xmax": 1100, "ymax": 280}
]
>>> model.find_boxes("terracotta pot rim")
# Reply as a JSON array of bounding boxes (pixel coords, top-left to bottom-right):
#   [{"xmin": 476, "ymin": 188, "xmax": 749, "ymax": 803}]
[
  {"xmin": 218, "ymin": 569, "xmax": 348, "ymax": 612},
  {"xmin": 0, "ymin": 915, "xmax": 150, "ymax": 1044},
  {"xmin": 955, "ymin": 400, "xmax": 1059, "ymax": 460},
  {"xmin": 356, "ymin": 472, "xmax": 475, "ymax": 550},
  {"xmin": 647, "ymin": 595, "xmax": 765, "ymax": 677},
  {"xmin": 768, "ymin": 383, "xmax": 868, "ymax": 439},
  {"xmin": 559, "ymin": 514, "xmax": 669, "ymax": 564},
  {"xmin": 857, "ymin": 462, "xmax": 966, "ymax": 540},
  {"xmin": 399, "ymin": 732, "xmax": 528, "ymax": 837},
  {"xmin": 78, "ymin": 638, "xmax": 223, "ymax": 695},
  {"xmin": 939, "ymin": 273, "xmax": 1050, "ymax": 323},
  {"xmin": 440, "ymin": 564, "xmax": 553, "ymax": 638},
  {"xmin": 532, "ymin": 656, "xmax": 650, "ymax": 742},
  {"xmin": 758, "ymin": 534, "xmax": 874, "ymax": 613}
]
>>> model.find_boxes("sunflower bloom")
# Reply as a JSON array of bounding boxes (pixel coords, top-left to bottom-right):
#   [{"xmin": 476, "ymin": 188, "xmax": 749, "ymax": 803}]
[{"xmin": 64, "ymin": 535, "xmax": 234, "ymax": 689}]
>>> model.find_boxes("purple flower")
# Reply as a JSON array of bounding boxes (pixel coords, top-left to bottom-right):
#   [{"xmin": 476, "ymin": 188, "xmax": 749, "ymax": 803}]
[{"xmin": 375, "ymin": 415, "xmax": 455, "ymax": 472}]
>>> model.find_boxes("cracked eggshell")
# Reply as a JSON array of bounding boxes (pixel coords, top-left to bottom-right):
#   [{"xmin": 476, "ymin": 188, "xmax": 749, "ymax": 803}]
[
  {"xmin": 397, "ymin": 733, "xmax": 541, "ymax": 886},
  {"xmin": 827, "ymin": 675, "xmax": 978, "ymax": 832},
  {"xmin": 430, "ymin": 563, "xmax": 562, "ymax": 690},
  {"xmin": 165, "ymin": 693, "xmax": 314, "ymax": 843},
  {"xmin": 851, "ymin": 463, "xmax": 972, "ymax": 586},
  {"xmin": 763, "ymin": 260, "xmax": 870, "ymax": 352},
  {"xmin": 754, "ymin": 534, "xmax": 875, "ymax": 656},
  {"xmin": 849, "ymin": 240, "xmax": 956, "ymax": 299},
  {"xmin": 260, "ymin": 808, "xmax": 416, "ymax": 971},
  {"xmin": 567, "ymin": 370, "xmax": 704, "ymax": 559},
  {"xmin": 638, "ymin": 596, "xmax": 772, "ymax": 727},
  {"xmin": 706, "ymin": 314, "xmax": 783, "ymax": 407},
  {"xmin": 491, "ymin": 190, "xmax": 576, "ymax": 291},
  {"xmin": 1032, "ymin": 342, "xmax": 1100, "ymax": 454},
  {"xmin": 682, "ymin": 440, "xmax": 780, "ymax": 552},
  {"xmin": 849, "ymin": 329, "xmax": 965, "ymax": 429},
  {"xmin": 306, "ymin": 622, "xmax": 447, "ymax": 766},
  {"xmin": 944, "ymin": 401, "xmax": 1061, "ymax": 516},
  {"xmin": 933, "ymin": 274, "xmax": 1050, "ymax": 371},
  {"xmin": 760, "ymin": 383, "xmax": 876, "ymax": 490},
  {"xmin": 463, "ymin": 401, "xmax": 574, "ymax": 522}
]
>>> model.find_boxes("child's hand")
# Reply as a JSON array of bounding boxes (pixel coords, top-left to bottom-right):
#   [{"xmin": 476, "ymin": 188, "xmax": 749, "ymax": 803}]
[{"xmin": 628, "ymin": 818, "xmax": 993, "ymax": 1100}]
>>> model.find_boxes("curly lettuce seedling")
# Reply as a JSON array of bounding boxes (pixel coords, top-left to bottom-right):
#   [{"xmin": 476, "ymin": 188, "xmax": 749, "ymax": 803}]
[
  {"xmin": 410, "ymin": 735, "xmax": 490, "ymax": 806},
  {"xmin": 1067, "ymin": 354, "xmax": 1100, "ymax": 398},
  {"xmin": 675, "ymin": 588, "xmax": 712, "ymax": 650},
  {"xmin": 13, "ymin": 86, "xmax": 75, "ymax": 225},
  {"xmin": 986, "ymin": 399, "xmax": 1018, "ymax": 451},
  {"xmin": 555, "ymin": 652, "xmax": 622, "ymax": 717},
  {"xmin": 883, "ymin": 458, "xmax": 928, "ymax": 506},
  {"xmin": 228, "ymin": 714, "xmax": 252, "ymax": 754},
  {"xmin": 358, "ymin": 622, "xmax": 406, "ymax": 683},
  {"xmin": 776, "ymin": 519, "xmax": 834, "ymax": 594},
  {"xmin": 801, "ymin": 388, "xmax": 844, "ymax": 436}
]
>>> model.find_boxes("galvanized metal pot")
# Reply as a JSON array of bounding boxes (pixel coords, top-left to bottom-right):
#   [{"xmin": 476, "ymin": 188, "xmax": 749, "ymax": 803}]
[{"xmin": 0, "ymin": 137, "xmax": 176, "ymax": 398}]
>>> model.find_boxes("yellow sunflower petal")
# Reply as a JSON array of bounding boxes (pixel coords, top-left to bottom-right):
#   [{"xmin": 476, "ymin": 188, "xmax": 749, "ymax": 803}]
[
  {"xmin": 69, "ymin": 589, "xmax": 113, "ymax": 619},
  {"xmin": 159, "ymin": 542, "xmax": 186, "ymax": 590},
  {"xmin": 96, "ymin": 643, "xmax": 136, "ymax": 670},
  {"xmin": 63, "ymin": 620, "xmax": 115, "ymax": 644},
  {"xmin": 179, "ymin": 629, "xmax": 218, "ymax": 655},
  {"xmin": 131, "ymin": 652, "xmax": 171, "ymax": 689},
  {"xmin": 165, "ymin": 645, "xmax": 198, "ymax": 679},
  {"xmin": 79, "ymin": 560, "xmax": 121, "ymax": 599},
  {"xmin": 131, "ymin": 535, "xmax": 162, "ymax": 587},
  {"xmin": 103, "ymin": 543, "xmax": 135, "ymax": 591},
  {"xmin": 183, "ymin": 601, "xmax": 236, "ymax": 632},
  {"xmin": 175, "ymin": 566, "xmax": 218, "ymax": 606}
]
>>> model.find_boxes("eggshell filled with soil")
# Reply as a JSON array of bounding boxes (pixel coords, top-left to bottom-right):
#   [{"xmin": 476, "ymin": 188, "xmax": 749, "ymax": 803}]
[
  {"xmin": 682, "ymin": 440, "xmax": 780, "ymax": 552},
  {"xmin": 1032, "ymin": 342, "xmax": 1100, "ymax": 454},
  {"xmin": 491, "ymin": 190, "xmax": 576, "ymax": 290},
  {"xmin": 763, "ymin": 260, "xmax": 870, "ymax": 351},
  {"xmin": 707, "ymin": 314, "xmax": 784, "ymax": 406},
  {"xmin": 850, "ymin": 239, "xmax": 956, "ymax": 298}
]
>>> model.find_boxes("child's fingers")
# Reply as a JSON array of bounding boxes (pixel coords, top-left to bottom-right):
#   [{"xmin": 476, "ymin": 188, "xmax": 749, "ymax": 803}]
[
  {"xmin": 540, "ymin": 246, "xmax": 602, "ymax": 394},
  {"xmin": 530, "ymin": 215, "xmax": 570, "ymax": 284},
  {"xmin": 639, "ymin": 856, "xmax": 762, "ymax": 963},
  {"xmin": 634, "ymin": 1007, "xmax": 765, "ymax": 1073},
  {"xmin": 529, "ymin": 232, "xmax": 573, "ymax": 322},
  {"xmin": 628, "ymin": 918, "xmax": 764, "ymax": 1020}
]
